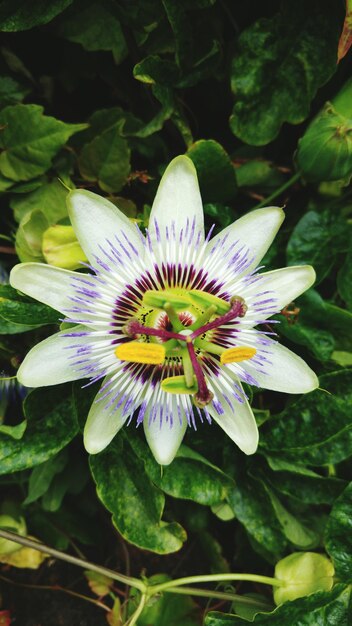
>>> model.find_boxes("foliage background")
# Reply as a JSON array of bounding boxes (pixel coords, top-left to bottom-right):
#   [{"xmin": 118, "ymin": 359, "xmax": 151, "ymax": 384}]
[{"xmin": 0, "ymin": 0, "xmax": 351, "ymax": 624}]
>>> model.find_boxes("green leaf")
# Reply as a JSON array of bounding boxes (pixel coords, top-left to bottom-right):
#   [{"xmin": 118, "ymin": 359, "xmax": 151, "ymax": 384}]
[
  {"xmin": 1, "ymin": 47, "xmax": 34, "ymax": 82},
  {"xmin": 157, "ymin": 446, "xmax": 231, "ymax": 506},
  {"xmin": 323, "ymin": 303, "xmax": 352, "ymax": 352},
  {"xmin": 203, "ymin": 203, "xmax": 234, "ymax": 229},
  {"xmin": 129, "ymin": 85, "xmax": 175, "ymax": 139},
  {"xmin": 79, "ymin": 123, "xmax": 131, "ymax": 193},
  {"xmin": 261, "ymin": 485, "xmax": 319, "ymax": 548},
  {"xmin": 325, "ymin": 482, "xmax": 352, "ymax": 582},
  {"xmin": 266, "ymin": 470, "xmax": 346, "ymax": 505},
  {"xmin": 286, "ymin": 210, "xmax": 349, "ymax": 283},
  {"xmin": 84, "ymin": 570, "xmax": 114, "ymax": 597},
  {"xmin": 0, "ymin": 317, "xmax": 39, "ymax": 335},
  {"xmin": 231, "ymin": 595, "xmax": 273, "ymax": 622},
  {"xmin": 265, "ymin": 457, "xmax": 318, "ymax": 476},
  {"xmin": 42, "ymin": 467, "xmax": 71, "ymax": 512},
  {"xmin": 74, "ymin": 107, "xmax": 127, "ymax": 145},
  {"xmin": 11, "ymin": 180, "xmax": 69, "ymax": 223},
  {"xmin": 205, "ymin": 584, "xmax": 351, "ymax": 625},
  {"xmin": 260, "ymin": 370, "xmax": 352, "ymax": 465},
  {"xmin": 136, "ymin": 584, "xmax": 199, "ymax": 626},
  {"xmin": 131, "ymin": 439, "xmax": 233, "ymax": 506},
  {"xmin": 224, "ymin": 450, "xmax": 287, "ymax": 560},
  {"xmin": 89, "ymin": 436, "xmax": 186, "ymax": 554},
  {"xmin": 0, "ymin": 386, "xmax": 78, "ymax": 474},
  {"xmin": 235, "ymin": 160, "xmax": 284, "ymax": 190},
  {"xmin": 0, "ymin": 75, "xmax": 30, "ymax": 109},
  {"xmin": 229, "ymin": 1, "xmax": 342, "ymax": 145},
  {"xmin": 276, "ymin": 313, "xmax": 335, "ymax": 362},
  {"xmin": 294, "ymin": 289, "xmax": 352, "ymax": 352},
  {"xmin": 58, "ymin": 1, "xmax": 127, "ymax": 64},
  {"xmin": 187, "ymin": 140, "xmax": 237, "ymax": 203},
  {"xmin": 0, "ymin": 421, "xmax": 27, "ymax": 440},
  {"xmin": 0, "ymin": 104, "xmax": 87, "ymax": 181},
  {"xmin": 0, "ymin": 0, "xmax": 73, "ymax": 31},
  {"xmin": 133, "ymin": 55, "xmax": 180, "ymax": 86},
  {"xmin": 0, "ymin": 171, "xmax": 14, "ymax": 191},
  {"xmin": 24, "ymin": 449, "xmax": 68, "ymax": 505},
  {"xmin": 331, "ymin": 351, "xmax": 352, "ymax": 367},
  {"xmin": 0, "ymin": 284, "xmax": 60, "ymax": 326},
  {"xmin": 338, "ymin": 244, "xmax": 352, "ymax": 310},
  {"xmin": 161, "ymin": 0, "xmax": 219, "ymax": 78}
]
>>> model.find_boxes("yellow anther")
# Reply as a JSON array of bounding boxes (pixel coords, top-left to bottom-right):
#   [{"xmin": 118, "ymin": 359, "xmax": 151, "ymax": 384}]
[
  {"xmin": 115, "ymin": 342, "xmax": 165, "ymax": 364},
  {"xmin": 220, "ymin": 346, "xmax": 257, "ymax": 364}
]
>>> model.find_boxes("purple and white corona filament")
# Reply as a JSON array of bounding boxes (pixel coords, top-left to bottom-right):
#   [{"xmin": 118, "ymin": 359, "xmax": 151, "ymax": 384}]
[{"xmin": 10, "ymin": 156, "xmax": 318, "ymax": 465}]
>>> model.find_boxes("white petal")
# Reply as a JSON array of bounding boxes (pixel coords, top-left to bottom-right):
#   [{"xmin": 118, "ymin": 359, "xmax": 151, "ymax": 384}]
[
  {"xmin": 148, "ymin": 155, "xmax": 205, "ymax": 247},
  {"xmin": 257, "ymin": 265, "xmax": 316, "ymax": 312},
  {"xmin": 143, "ymin": 395, "xmax": 188, "ymax": 465},
  {"xmin": 207, "ymin": 206, "xmax": 284, "ymax": 273},
  {"xmin": 67, "ymin": 189, "xmax": 144, "ymax": 264},
  {"xmin": 17, "ymin": 329, "xmax": 92, "ymax": 387},
  {"xmin": 84, "ymin": 386, "xmax": 129, "ymax": 454},
  {"xmin": 10, "ymin": 263, "xmax": 79, "ymax": 314},
  {"xmin": 240, "ymin": 340, "xmax": 319, "ymax": 394},
  {"xmin": 207, "ymin": 379, "xmax": 259, "ymax": 455}
]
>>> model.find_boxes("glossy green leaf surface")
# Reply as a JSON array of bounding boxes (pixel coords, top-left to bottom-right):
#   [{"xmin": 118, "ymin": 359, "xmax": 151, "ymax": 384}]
[
  {"xmin": 0, "ymin": 386, "xmax": 78, "ymax": 474},
  {"xmin": 90, "ymin": 437, "xmax": 186, "ymax": 554},
  {"xmin": 325, "ymin": 483, "xmax": 352, "ymax": 582}
]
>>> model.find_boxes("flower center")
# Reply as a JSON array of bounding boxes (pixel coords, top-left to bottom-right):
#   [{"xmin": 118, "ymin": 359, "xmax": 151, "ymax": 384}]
[{"xmin": 116, "ymin": 290, "xmax": 255, "ymax": 407}]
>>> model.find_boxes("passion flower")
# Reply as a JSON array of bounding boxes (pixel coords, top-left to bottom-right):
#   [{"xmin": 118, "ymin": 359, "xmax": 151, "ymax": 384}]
[{"xmin": 10, "ymin": 156, "xmax": 318, "ymax": 465}]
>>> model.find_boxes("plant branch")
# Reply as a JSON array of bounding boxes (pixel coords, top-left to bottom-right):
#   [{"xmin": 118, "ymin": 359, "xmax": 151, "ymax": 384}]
[
  {"xmin": 0, "ymin": 529, "xmax": 146, "ymax": 593},
  {"xmin": 150, "ymin": 573, "xmax": 283, "ymax": 594},
  {"xmin": 251, "ymin": 171, "xmax": 301, "ymax": 210},
  {"xmin": 126, "ymin": 592, "xmax": 147, "ymax": 626},
  {"xmin": 162, "ymin": 584, "xmax": 273, "ymax": 608}
]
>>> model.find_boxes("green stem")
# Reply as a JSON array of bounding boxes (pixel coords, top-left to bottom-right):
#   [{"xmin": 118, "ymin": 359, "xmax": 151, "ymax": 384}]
[
  {"xmin": 150, "ymin": 573, "xmax": 283, "ymax": 595},
  {"xmin": 251, "ymin": 171, "xmax": 301, "ymax": 210},
  {"xmin": 162, "ymin": 585, "xmax": 273, "ymax": 608},
  {"xmin": 0, "ymin": 529, "xmax": 146, "ymax": 593},
  {"xmin": 126, "ymin": 592, "xmax": 147, "ymax": 626}
]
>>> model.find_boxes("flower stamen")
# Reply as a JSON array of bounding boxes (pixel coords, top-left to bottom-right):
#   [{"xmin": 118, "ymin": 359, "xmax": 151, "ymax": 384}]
[
  {"xmin": 115, "ymin": 342, "xmax": 165, "ymax": 364},
  {"xmin": 121, "ymin": 294, "xmax": 250, "ymax": 406},
  {"xmin": 220, "ymin": 346, "xmax": 257, "ymax": 364}
]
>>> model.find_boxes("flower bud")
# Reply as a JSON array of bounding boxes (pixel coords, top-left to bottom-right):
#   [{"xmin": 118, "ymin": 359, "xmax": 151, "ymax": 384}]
[
  {"xmin": 15, "ymin": 209, "xmax": 49, "ymax": 263},
  {"xmin": 273, "ymin": 552, "xmax": 334, "ymax": 605},
  {"xmin": 42, "ymin": 225, "xmax": 88, "ymax": 270},
  {"xmin": 0, "ymin": 514, "xmax": 27, "ymax": 555},
  {"xmin": 296, "ymin": 79, "xmax": 352, "ymax": 183}
]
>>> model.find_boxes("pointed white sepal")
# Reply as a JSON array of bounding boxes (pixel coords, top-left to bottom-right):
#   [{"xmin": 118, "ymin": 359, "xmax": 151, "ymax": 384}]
[
  {"xmin": 148, "ymin": 155, "xmax": 205, "ymax": 249},
  {"xmin": 67, "ymin": 189, "xmax": 144, "ymax": 264}
]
